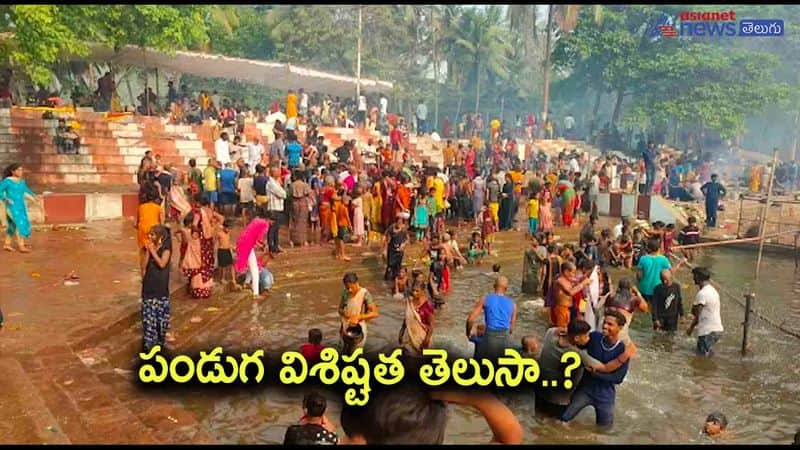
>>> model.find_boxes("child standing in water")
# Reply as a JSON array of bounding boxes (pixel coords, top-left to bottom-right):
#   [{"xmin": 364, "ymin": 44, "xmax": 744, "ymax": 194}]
[
  {"xmin": 393, "ymin": 267, "xmax": 409, "ymax": 300},
  {"xmin": 467, "ymin": 231, "xmax": 487, "ymax": 264},
  {"xmin": 175, "ymin": 213, "xmax": 194, "ymax": 266},
  {"xmin": 216, "ymin": 219, "xmax": 237, "ymax": 288}
]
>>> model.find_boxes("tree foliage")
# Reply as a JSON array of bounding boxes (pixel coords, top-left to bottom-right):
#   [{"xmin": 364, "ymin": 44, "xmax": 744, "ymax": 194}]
[
  {"xmin": 2, "ymin": 3, "xmax": 799, "ymax": 149},
  {"xmin": 0, "ymin": 5, "xmax": 208, "ymax": 86}
]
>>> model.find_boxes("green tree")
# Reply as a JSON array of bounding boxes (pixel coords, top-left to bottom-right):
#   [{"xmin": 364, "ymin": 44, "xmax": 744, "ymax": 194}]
[{"xmin": 453, "ymin": 6, "xmax": 511, "ymax": 113}]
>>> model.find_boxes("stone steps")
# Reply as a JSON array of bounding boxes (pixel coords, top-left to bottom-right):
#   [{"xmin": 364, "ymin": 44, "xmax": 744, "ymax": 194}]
[
  {"xmin": 0, "ymin": 358, "xmax": 71, "ymax": 444},
  {"xmin": 2, "ymin": 107, "xmax": 441, "ymax": 191},
  {"xmin": 14, "ymin": 350, "xmax": 163, "ymax": 444}
]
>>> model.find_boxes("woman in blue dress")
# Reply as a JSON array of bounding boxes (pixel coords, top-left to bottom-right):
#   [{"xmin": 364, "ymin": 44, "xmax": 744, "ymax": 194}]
[{"xmin": 1, "ymin": 163, "xmax": 37, "ymax": 252}]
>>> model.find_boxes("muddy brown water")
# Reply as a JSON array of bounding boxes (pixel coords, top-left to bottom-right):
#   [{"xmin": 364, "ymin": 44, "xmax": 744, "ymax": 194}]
[{"xmin": 163, "ymin": 246, "xmax": 800, "ymax": 444}]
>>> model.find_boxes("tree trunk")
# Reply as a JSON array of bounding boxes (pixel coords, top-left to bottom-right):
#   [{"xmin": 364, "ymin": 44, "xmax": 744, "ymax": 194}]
[
  {"xmin": 791, "ymin": 109, "xmax": 799, "ymax": 161},
  {"xmin": 672, "ymin": 119, "xmax": 679, "ymax": 148},
  {"xmin": 454, "ymin": 90, "xmax": 463, "ymax": 128},
  {"xmin": 541, "ymin": 4, "xmax": 554, "ymax": 122},
  {"xmin": 155, "ymin": 68, "xmax": 160, "ymax": 111},
  {"xmin": 611, "ymin": 88, "xmax": 624, "ymax": 126},
  {"xmin": 592, "ymin": 88, "xmax": 602, "ymax": 121},
  {"xmin": 499, "ymin": 96, "xmax": 505, "ymax": 123},
  {"xmin": 589, "ymin": 88, "xmax": 602, "ymax": 136},
  {"xmin": 356, "ymin": 6, "xmax": 363, "ymax": 100},
  {"xmin": 474, "ymin": 62, "xmax": 481, "ymax": 113},
  {"xmin": 125, "ymin": 73, "xmax": 135, "ymax": 112}
]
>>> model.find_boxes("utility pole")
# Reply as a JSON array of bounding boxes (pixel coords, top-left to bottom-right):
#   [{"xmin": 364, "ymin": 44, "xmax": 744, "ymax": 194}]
[
  {"xmin": 432, "ymin": 5, "xmax": 439, "ymax": 132},
  {"xmin": 356, "ymin": 5, "xmax": 363, "ymax": 101},
  {"xmin": 754, "ymin": 147, "xmax": 780, "ymax": 279},
  {"xmin": 541, "ymin": 4, "xmax": 554, "ymax": 124}
]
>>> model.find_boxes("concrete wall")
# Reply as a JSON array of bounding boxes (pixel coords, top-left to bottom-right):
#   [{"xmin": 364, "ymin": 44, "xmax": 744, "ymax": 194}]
[
  {"xmin": 596, "ymin": 192, "xmax": 680, "ymax": 225},
  {"xmin": 0, "ymin": 192, "xmax": 137, "ymax": 226}
]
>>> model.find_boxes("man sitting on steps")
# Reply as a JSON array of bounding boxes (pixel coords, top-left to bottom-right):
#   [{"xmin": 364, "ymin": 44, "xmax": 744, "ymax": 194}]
[{"xmin": 55, "ymin": 118, "xmax": 81, "ymax": 155}]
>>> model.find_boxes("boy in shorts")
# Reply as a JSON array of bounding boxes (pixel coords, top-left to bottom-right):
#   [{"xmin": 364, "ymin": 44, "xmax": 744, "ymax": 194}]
[{"xmin": 216, "ymin": 219, "xmax": 237, "ymax": 288}]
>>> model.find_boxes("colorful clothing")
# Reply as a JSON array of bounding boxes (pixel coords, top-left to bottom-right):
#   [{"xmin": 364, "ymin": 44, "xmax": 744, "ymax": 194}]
[
  {"xmin": 352, "ymin": 197, "xmax": 365, "ymax": 237},
  {"xmin": 561, "ymin": 187, "xmax": 576, "ymax": 227},
  {"xmin": 137, "ymin": 202, "xmax": 162, "ymax": 249},
  {"xmin": 0, "ymin": 177, "xmax": 35, "ymax": 238},
  {"xmin": 142, "ymin": 296, "xmax": 170, "ymax": 351},
  {"xmin": 538, "ymin": 190, "xmax": 553, "ymax": 232}
]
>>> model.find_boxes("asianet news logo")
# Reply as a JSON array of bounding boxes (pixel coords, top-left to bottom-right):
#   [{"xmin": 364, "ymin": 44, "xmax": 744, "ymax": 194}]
[{"xmin": 655, "ymin": 10, "xmax": 784, "ymax": 38}]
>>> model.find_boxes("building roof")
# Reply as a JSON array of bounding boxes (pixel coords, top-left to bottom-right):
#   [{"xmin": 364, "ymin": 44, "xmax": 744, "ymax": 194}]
[{"xmin": 87, "ymin": 44, "xmax": 393, "ymax": 98}]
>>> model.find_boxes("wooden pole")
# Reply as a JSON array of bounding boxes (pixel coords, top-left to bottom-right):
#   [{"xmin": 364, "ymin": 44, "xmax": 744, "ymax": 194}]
[
  {"xmin": 754, "ymin": 148, "xmax": 780, "ymax": 279},
  {"xmin": 155, "ymin": 67, "xmax": 160, "ymax": 110},
  {"xmin": 742, "ymin": 293, "xmax": 754, "ymax": 355},
  {"xmin": 671, "ymin": 229, "xmax": 800, "ymax": 250},
  {"xmin": 735, "ymin": 193, "xmax": 744, "ymax": 238},
  {"xmin": 432, "ymin": 4, "xmax": 439, "ymax": 132}
]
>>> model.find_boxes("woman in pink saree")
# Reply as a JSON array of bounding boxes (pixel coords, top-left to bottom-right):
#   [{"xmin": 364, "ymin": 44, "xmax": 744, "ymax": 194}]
[{"xmin": 235, "ymin": 217, "xmax": 271, "ymax": 297}]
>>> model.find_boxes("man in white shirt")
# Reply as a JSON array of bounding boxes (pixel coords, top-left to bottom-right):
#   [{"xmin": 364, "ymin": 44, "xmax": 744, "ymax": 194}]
[
  {"xmin": 612, "ymin": 216, "xmax": 629, "ymax": 240},
  {"xmin": 247, "ymin": 136, "xmax": 264, "ymax": 174},
  {"xmin": 564, "ymin": 113, "xmax": 575, "ymax": 130},
  {"xmin": 589, "ymin": 170, "xmax": 601, "ymax": 218},
  {"xmin": 416, "ymin": 100, "xmax": 428, "ymax": 136},
  {"xmin": 379, "ymin": 96, "xmax": 388, "ymax": 117},
  {"xmin": 687, "ymin": 266, "xmax": 724, "ymax": 356},
  {"xmin": 609, "ymin": 158, "xmax": 619, "ymax": 191},
  {"xmin": 265, "ymin": 166, "xmax": 287, "ymax": 255},
  {"xmin": 568, "ymin": 156, "xmax": 580, "ymax": 175},
  {"xmin": 211, "ymin": 90, "xmax": 221, "ymax": 110},
  {"xmin": 299, "ymin": 88, "xmax": 309, "ymax": 117},
  {"xmin": 357, "ymin": 94, "xmax": 367, "ymax": 129},
  {"xmin": 215, "ymin": 132, "xmax": 231, "ymax": 166}
]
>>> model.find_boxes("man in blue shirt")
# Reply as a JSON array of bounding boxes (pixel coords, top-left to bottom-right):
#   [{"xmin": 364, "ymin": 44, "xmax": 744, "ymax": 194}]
[
  {"xmin": 700, "ymin": 173, "xmax": 726, "ymax": 228},
  {"xmin": 560, "ymin": 310, "xmax": 630, "ymax": 427},
  {"xmin": 218, "ymin": 162, "xmax": 238, "ymax": 217},
  {"xmin": 466, "ymin": 276, "xmax": 517, "ymax": 360},
  {"xmin": 642, "ymin": 141, "xmax": 657, "ymax": 195},
  {"xmin": 286, "ymin": 132, "xmax": 303, "ymax": 169}
]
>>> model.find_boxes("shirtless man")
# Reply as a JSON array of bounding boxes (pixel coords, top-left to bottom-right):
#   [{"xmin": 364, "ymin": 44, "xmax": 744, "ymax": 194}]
[{"xmin": 552, "ymin": 261, "xmax": 592, "ymax": 329}]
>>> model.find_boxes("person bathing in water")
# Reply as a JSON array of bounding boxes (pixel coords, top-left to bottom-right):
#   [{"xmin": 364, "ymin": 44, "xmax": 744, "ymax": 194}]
[{"xmin": 339, "ymin": 272, "xmax": 379, "ymax": 355}]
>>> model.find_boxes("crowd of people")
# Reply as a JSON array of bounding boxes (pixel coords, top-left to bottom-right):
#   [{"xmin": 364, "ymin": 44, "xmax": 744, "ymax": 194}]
[
  {"xmin": 4, "ymin": 80, "xmax": 796, "ymax": 443},
  {"xmin": 122, "ymin": 85, "xmax": 756, "ymax": 443}
]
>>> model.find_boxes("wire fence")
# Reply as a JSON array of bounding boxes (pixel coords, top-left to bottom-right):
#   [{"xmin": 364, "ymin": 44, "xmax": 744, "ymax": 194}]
[{"xmin": 667, "ymin": 254, "xmax": 800, "ymax": 340}]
